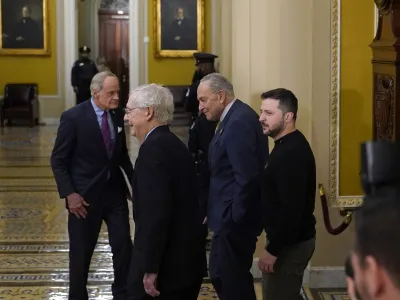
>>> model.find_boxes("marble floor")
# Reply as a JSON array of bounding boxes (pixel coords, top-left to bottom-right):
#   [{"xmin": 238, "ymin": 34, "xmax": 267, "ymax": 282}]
[
  {"xmin": 0, "ymin": 125, "xmax": 347, "ymax": 299},
  {"xmin": 0, "ymin": 125, "xmax": 254, "ymax": 299}
]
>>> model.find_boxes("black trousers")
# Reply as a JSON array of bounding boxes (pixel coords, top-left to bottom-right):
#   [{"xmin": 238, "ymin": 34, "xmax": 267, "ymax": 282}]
[
  {"xmin": 68, "ymin": 178, "xmax": 132, "ymax": 300},
  {"xmin": 209, "ymin": 228, "xmax": 258, "ymax": 300}
]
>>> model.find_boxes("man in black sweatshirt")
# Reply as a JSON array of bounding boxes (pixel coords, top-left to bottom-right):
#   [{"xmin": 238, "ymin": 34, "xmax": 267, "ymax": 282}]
[{"xmin": 258, "ymin": 88, "xmax": 316, "ymax": 300}]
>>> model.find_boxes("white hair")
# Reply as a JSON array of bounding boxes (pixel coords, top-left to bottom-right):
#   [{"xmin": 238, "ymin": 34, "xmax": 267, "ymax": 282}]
[
  {"xmin": 200, "ymin": 72, "xmax": 235, "ymax": 99},
  {"xmin": 90, "ymin": 71, "xmax": 118, "ymax": 94},
  {"xmin": 128, "ymin": 84, "xmax": 174, "ymax": 124}
]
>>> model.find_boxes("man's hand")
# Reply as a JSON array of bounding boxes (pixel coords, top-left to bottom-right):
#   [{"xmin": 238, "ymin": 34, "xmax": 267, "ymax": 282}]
[
  {"xmin": 346, "ymin": 277, "xmax": 359, "ymax": 300},
  {"xmin": 258, "ymin": 250, "xmax": 277, "ymax": 273},
  {"xmin": 67, "ymin": 193, "xmax": 89, "ymax": 219},
  {"xmin": 143, "ymin": 273, "xmax": 160, "ymax": 297}
]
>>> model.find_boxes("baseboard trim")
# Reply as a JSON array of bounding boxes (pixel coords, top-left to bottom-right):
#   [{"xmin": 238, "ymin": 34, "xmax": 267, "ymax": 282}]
[
  {"xmin": 41, "ymin": 118, "xmax": 60, "ymax": 125},
  {"xmin": 250, "ymin": 259, "xmax": 346, "ymax": 288},
  {"xmin": 308, "ymin": 266, "xmax": 346, "ymax": 288}
]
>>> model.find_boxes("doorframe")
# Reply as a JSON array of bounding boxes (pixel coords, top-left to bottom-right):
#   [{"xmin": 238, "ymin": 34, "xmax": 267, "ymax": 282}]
[
  {"xmin": 63, "ymin": 0, "xmax": 140, "ymax": 111},
  {"xmin": 91, "ymin": 0, "xmax": 101, "ymax": 60}
]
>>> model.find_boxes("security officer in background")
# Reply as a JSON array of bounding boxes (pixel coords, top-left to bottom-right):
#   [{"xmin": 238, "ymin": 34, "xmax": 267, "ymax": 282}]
[
  {"xmin": 187, "ymin": 52, "xmax": 219, "ymax": 280},
  {"xmin": 186, "ymin": 52, "xmax": 217, "ymax": 122},
  {"xmin": 71, "ymin": 46, "xmax": 98, "ymax": 105},
  {"xmin": 187, "ymin": 52, "xmax": 218, "ymax": 192},
  {"xmin": 188, "ymin": 112, "xmax": 218, "ymax": 281},
  {"xmin": 188, "ymin": 113, "xmax": 218, "ymax": 217}
]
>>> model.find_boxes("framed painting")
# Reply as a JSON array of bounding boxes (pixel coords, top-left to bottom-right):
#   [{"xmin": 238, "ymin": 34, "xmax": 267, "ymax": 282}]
[
  {"xmin": 0, "ymin": 0, "xmax": 50, "ymax": 56},
  {"xmin": 154, "ymin": 0, "xmax": 204, "ymax": 58}
]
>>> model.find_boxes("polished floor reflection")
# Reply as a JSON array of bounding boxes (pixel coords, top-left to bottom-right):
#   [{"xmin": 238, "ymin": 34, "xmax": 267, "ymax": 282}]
[{"xmin": 0, "ymin": 125, "xmax": 264, "ymax": 299}]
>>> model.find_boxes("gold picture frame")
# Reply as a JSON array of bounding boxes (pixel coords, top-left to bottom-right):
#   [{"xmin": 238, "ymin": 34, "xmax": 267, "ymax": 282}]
[
  {"xmin": 153, "ymin": 0, "xmax": 204, "ymax": 58},
  {"xmin": 0, "ymin": 0, "xmax": 50, "ymax": 56},
  {"xmin": 329, "ymin": 0, "xmax": 364, "ymax": 209}
]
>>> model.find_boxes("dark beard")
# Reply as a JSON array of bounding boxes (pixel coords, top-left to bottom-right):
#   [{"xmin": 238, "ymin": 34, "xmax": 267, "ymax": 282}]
[{"xmin": 267, "ymin": 118, "xmax": 284, "ymax": 138}]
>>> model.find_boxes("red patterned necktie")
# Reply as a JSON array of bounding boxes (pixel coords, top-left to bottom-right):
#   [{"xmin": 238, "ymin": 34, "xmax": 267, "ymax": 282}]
[{"xmin": 101, "ymin": 111, "xmax": 112, "ymax": 156}]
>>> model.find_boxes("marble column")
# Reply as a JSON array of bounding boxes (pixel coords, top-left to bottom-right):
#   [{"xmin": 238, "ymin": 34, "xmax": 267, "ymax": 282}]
[
  {"xmin": 129, "ymin": 0, "xmax": 140, "ymax": 89},
  {"xmin": 64, "ymin": 0, "xmax": 78, "ymax": 110}
]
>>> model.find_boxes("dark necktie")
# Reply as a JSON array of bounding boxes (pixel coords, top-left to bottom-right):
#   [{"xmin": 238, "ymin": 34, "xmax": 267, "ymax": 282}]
[
  {"xmin": 215, "ymin": 121, "xmax": 220, "ymax": 133},
  {"xmin": 101, "ymin": 111, "xmax": 112, "ymax": 156}
]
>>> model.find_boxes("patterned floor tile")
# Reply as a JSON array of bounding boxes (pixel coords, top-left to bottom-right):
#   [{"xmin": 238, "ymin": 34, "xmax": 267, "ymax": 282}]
[
  {"xmin": 305, "ymin": 287, "xmax": 349, "ymax": 300},
  {"xmin": 0, "ymin": 125, "xmax": 346, "ymax": 299},
  {"xmin": 0, "ymin": 283, "xmax": 262, "ymax": 299},
  {"xmin": 0, "ymin": 252, "xmax": 113, "ymax": 272},
  {"xmin": 0, "ymin": 167, "xmax": 54, "ymax": 178}
]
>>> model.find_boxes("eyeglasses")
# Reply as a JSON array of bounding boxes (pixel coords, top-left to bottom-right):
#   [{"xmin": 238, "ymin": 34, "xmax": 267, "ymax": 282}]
[
  {"xmin": 124, "ymin": 106, "xmax": 149, "ymax": 115},
  {"xmin": 123, "ymin": 107, "xmax": 140, "ymax": 115},
  {"xmin": 123, "ymin": 108, "xmax": 132, "ymax": 114}
]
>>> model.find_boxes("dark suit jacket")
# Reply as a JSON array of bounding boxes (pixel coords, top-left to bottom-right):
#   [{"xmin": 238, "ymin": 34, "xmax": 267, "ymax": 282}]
[
  {"xmin": 208, "ymin": 100, "xmax": 268, "ymax": 234},
  {"xmin": 50, "ymin": 100, "xmax": 133, "ymax": 201},
  {"xmin": 131, "ymin": 125, "xmax": 205, "ymax": 293},
  {"xmin": 162, "ymin": 18, "xmax": 197, "ymax": 50}
]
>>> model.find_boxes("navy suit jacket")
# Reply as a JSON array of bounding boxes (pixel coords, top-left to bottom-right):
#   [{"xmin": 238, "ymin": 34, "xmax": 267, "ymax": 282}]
[
  {"xmin": 208, "ymin": 100, "xmax": 268, "ymax": 234},
  {"xmin": 50, "ymin": 100, "xmax": 133, "ymax": 201}
]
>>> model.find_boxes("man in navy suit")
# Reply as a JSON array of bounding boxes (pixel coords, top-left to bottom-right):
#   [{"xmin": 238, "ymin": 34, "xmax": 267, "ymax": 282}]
[
  {"xmin": 197, "ymin": 73, "xmax": 268, "ymax": 300},
  {"xmin": 51, "ymin": 71, "xmax": 133, "ymax": 300}
]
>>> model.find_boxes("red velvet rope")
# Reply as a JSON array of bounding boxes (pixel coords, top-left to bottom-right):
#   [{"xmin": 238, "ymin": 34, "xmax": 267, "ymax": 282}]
[{"xmin": 319, "ymin": 185, "xmax": 352, "ymax": 235}]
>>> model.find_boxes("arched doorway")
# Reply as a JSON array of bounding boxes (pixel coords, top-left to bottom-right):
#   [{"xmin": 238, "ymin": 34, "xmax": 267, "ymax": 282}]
[{"xmin": 63, "ymin": 0, "xmax": 139, "ymax": 110}]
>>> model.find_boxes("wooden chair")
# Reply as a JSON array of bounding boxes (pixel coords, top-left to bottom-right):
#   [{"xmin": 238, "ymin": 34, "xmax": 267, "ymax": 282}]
[{"xmin": 0, "ymin": 83, "xmax": 39, "ymax": 127}]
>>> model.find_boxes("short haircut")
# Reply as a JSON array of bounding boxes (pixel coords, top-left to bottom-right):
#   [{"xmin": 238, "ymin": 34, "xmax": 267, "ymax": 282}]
[
  {"xmin": 90, "ymin": 71, "xmax": 118, "ymax": 93},
  {"xmin": 354, "ymin": 192, "xmax": 400, "ymax": 288},
  {"xmin": 261, "ymin": 88, "xmax": 298, "ymax": 120},
  {"xmin": 200, "ymin": 73, "xmax": 235, "ymax": 99},
  {"xmin": 128, "ymin": 84, "xmax": 174, "ymax": 124}
]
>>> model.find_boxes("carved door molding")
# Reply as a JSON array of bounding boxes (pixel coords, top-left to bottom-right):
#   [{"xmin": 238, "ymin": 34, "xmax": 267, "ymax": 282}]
[
  {"xmin": 374, "ymin": 74, "xmax": 395, "ymax": 140},
  {"xmin": 371, "ymin": 0, "xmax": 400, "ymax": 141}
]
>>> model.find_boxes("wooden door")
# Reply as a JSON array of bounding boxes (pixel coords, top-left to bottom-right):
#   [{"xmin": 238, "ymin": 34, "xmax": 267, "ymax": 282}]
[{"xmin": 98, "ymin": 11, "xmax": 130, "ymax": 107}]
